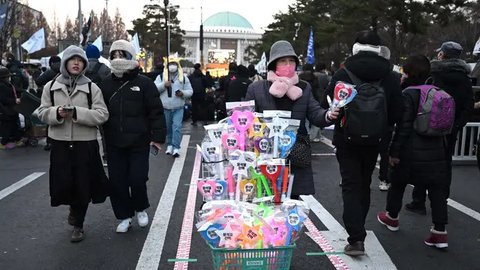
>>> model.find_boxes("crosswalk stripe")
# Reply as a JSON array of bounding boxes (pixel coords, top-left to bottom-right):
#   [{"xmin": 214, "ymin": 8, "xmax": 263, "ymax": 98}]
[
  {"xmin": 136, "ymin": 136, "xmax": 190, "ymax": 270},
  {"xmin": 0, "ymin": 172, "xmax": 45, "ymax": 201}
]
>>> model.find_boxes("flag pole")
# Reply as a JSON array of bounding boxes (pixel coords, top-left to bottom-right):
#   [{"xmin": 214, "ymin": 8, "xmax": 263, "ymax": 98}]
[
  {"xmin": 78, "ymin": 0, "xmax": 82, "ymax": 46},
  {"xmin": 164, "ymin": 0, "xmax": 171, "ymax": 97}
]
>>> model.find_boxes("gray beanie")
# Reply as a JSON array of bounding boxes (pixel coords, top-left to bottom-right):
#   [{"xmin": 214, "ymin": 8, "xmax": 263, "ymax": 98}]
[
  {"xmin": 110, "ymin": 40, "xmax": 136, "ymax": 60},
  {"xmin": 267, "ymin": 40, "xmax": 299, "ymax": 70}
]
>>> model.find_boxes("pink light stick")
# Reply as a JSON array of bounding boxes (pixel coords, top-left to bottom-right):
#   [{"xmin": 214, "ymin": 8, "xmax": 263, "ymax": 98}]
[
  {"xmin": 226, "ymin": 166, "xmax": 235, "ymax": 200},
  {"xmin": 231, "ymin": 110, "xmax": 254, "ymax": 151}
]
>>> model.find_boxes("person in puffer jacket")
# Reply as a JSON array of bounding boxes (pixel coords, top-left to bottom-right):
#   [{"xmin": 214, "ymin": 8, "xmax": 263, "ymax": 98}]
[
  {"xmin": 36, "ymin": 45, "xmax": 109, "ymax": 243},
  {"xmin": 99, "ymin": 40, "xmax": 166, "ymax": 234},
  {"xmin": 154, "ymin": 58, "xmax": 193, "ymax": 157}
]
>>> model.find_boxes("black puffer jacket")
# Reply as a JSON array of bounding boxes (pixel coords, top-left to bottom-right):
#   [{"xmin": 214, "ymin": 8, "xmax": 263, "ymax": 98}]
[
  {"xmin": 389, "ymin": 80, "xmax": 448, "ymax": 186},
  {"xmin": 430, "ymin": 59, "xmax": 474, "ymax": 131},
  {"xmin": 0, "ymin": 80, "xmax": 17, "ymax": 120},
  {"xmin": 323, "ymin": 52, "xmax": 403, "ymax": 146},
  {"xmin": 245, "ymin": 79, "xmax": 330, "ymax": 196},
  {"xmin": 99, "ymin": 68, "xmax": 166, "ymax": 148}
]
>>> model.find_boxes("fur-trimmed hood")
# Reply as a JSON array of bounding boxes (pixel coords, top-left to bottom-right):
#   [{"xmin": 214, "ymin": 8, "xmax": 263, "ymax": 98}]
[{"xmin": 431, "ymin": 58, "xmax": 471, "ymax": 75}]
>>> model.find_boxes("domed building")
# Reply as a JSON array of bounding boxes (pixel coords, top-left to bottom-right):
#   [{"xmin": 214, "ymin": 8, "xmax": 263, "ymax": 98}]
[{"xmin": 183, "ymin": 11, "xmax": 262, "ymax": 76}]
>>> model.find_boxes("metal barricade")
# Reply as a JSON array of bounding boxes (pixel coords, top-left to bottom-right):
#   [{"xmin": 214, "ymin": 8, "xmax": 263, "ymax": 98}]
[{"xmin": 453, "ymin": 122, "xmax": 480, "ymax": 164}]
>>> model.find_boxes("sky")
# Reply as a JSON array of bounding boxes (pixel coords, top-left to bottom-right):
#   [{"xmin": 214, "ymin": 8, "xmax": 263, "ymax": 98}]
[{"xmin": 23, "ymin": 0, "xmax": 296, "ymax": 33}]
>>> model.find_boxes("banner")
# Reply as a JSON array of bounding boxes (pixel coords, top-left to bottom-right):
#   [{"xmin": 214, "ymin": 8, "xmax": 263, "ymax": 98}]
[
  {"xmin": 306, "ymin": 28, "xmax": 314, "ymax": 64},
  {"xmin": 21, "ymin": 28, "xmax": 45, "ymax": 54},
  {"xmin": 92, "ymin": 35, "xmax": 103, "ymax": 52},
  {"xmin": 255, "ymin": 52, "xmax": 267, "ymax": 74},
  {"xmin": 473, "ymin": 37, "xmax": 480, "ymax": 55},
  {"xmin": 131, "ymin": 33, "xmax": 141, "ymax": 55}
]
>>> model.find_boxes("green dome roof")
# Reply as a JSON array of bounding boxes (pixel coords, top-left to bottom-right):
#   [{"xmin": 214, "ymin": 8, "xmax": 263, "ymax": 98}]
[{"xmin": 204, "ymin": 12, "xmax": 253, "ymax": 30}]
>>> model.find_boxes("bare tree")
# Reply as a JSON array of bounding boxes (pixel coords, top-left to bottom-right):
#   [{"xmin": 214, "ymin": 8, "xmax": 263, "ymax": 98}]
[{"xmin": 113, "ymin": 8, "xmax": 127, "ymax": 40}]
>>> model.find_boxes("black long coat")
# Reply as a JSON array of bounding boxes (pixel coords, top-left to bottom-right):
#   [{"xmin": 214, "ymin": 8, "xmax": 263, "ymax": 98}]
[
  {"xmin": 245, "ymin": 79, "xmax": 330, "ymax": 196},
  {"xmin": 389, "ymin": 86, "xmax": 448, "ymax": 187}
]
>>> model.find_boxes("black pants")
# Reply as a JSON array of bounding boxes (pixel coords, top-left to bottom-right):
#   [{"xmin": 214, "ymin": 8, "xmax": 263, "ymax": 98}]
[
  {"xmin": 336, "ymin": 143, "xmax": 379, "ymax": 244},
  {"xmin": 69, "ymin": 204, "xmax": 88, "ymax": 228},
  {"xmin": 107, "ymin": 144, "xmax": 150, "ymax": 220},
  {"xmin": 411, "ymin": 132, "xmax": 456, "ymax": 204},
  {"xmin": 191, "ymin": 97, "xmax": 204, "ymax": 123},
  {"xmin": 378, "ymin": 130, "xmax": 393, "ymax": 183},
  {"xmin": 0, "ymin": 118, "xmax": 20, "ymax": 145},
  {"xmin": 387, "ymin": 181, "xmax": 448, "ymax": 226}
]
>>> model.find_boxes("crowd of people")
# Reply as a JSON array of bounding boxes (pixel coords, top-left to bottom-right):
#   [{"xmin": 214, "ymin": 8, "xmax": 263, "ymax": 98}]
[{"xmin": 0, "ymin": 31, "xmax": 479, "ymax": 256}]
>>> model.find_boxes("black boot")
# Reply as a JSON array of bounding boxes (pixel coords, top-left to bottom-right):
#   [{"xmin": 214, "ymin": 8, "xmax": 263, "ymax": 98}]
[
  {"xmin": 71, "ymin": 227, "xmax": 85, "ymax": 242},
  {"xmin": 405, "ymin": 202, "xmax": 427, "ymax": 215}
]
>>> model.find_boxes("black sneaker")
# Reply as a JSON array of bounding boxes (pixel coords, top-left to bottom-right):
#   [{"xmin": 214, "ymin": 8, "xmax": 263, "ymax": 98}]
[
  {"xmin": 71, "ymin": 227, "xmax": 85, "ymax": 243},
  {"xmin": 344, "ymin": 241, "xmax": 365, "ymax": 256},
  {"xmin": 405, "ymin": 202, "xmax": 427, "ymax": 215}
]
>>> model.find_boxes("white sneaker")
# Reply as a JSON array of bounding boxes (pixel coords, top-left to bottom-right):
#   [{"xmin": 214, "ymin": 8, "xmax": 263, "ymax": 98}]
[
  {"xmin": 172, "ymin": 148, "xmax": 180, "ymax": 158},
  {"xmin": 137, "ymin": 211, "xmax": 149, "ymax": 227},
  {"xmin": 379, "ymin": 181, "xmax": 390, "ymax": 191},
  {"xmin": 165, "ymin": 145, "xmax": 173, "ymax": 155},
  {"xmin": 116, "ymin": 218, "xmax": 132, "ymax": 233}
]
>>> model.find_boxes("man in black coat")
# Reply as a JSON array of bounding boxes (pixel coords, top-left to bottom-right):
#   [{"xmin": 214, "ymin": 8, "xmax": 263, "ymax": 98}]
[
  {"xmin": 406, "ymin": 41, "xmax": 474, "ymax": 214},
  {"xmin": 225, "ymin": 64, "xmax": 252, "ymax": 102},
  {"xmin": 323, "ymin": 31, "xmax": 403, "ymax": 256},
  {"xmin": 188, "ymin": 63, "xmax": 207, "ymax": 125}
]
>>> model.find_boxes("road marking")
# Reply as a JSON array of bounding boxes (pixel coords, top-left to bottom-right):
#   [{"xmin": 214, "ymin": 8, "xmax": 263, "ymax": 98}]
[
  {"xmin": 321, "ymin": 135, "xmax": 480, "ymax": 222},
  {"xmin": 312, "ymin": 153, "xmax": 336, "ymax": 156},
  {"xmin": 173, "ymin": 150, "xmax": 202, "ymax": 270},
  {"xmin": 0, "ymin": 172, "xmax": 45, "ymax": 201},
  {"xmin": 304, "ymin": 219, "xmax": 349, "ymax": 270},
  {"xmin": 448, "ymin": 199, "xmax": 480, "ymax": 222},
  {"xmin": 301, "ymin": 195, "xmax": 397, "ymax": 270},
  {"xmin": 136, "ymin": 136, "xmax": 190, "ymax": 270}
]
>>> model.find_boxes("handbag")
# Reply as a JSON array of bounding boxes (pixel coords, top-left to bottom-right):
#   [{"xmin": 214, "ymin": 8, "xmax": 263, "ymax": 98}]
[{"xmin": 288, "ymin": 134, "xmax": 312, "ymax": 168}]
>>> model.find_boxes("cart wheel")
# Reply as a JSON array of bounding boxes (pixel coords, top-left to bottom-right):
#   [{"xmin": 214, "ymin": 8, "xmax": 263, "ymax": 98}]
[{"xmin": 29, "ymin": 138, "xmax": 39, "ymax": 147}]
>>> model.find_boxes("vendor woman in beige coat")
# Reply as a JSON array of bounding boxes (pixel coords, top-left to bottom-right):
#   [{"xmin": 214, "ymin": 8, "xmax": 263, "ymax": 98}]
[{"xmin": 37, "ymin": 45, "xmax": 109, "ymax": 243}]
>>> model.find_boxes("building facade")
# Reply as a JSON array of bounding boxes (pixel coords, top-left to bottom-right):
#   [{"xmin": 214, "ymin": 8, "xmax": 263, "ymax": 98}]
[{"xmin": 183, "ymin": 11, "xmax": 261, "ymax": 75}]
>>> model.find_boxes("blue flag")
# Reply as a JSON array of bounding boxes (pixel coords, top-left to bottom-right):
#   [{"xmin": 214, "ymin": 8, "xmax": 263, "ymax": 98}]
[
  {"xmin": 0, "ymin": 3, "xmax": 8, "ymax": 29},
  {"xmin": 307, "ymin": 28, "xmax": 315, "ymax": 64}
]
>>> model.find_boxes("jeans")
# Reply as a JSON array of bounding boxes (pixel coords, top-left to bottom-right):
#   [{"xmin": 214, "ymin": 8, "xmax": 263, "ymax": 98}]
[{"xmin": 164, "ymin": 108, "xmax": 184, "ymax": 149}]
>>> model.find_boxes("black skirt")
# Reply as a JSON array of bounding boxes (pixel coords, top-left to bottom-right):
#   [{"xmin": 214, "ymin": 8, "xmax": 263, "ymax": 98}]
[{"xmin": 49, "ymin": 139, "xmax": 109, "ymax": 206}]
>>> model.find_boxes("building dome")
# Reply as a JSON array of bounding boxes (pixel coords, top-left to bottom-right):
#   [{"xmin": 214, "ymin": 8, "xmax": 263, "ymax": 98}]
[{"xmin": 203, "ymin": 12, "xmax": 254, "ymax": 33}]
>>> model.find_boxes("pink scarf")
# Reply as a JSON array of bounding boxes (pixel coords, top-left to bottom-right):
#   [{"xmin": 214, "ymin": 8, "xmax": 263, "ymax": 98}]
[{"xmin": 267, "ymin": 71, "xmax": 303, "ymax": 101}]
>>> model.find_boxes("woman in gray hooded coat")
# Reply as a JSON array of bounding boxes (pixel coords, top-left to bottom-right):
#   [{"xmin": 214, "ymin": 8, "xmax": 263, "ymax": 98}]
[{"xmin": 36, "ymin": 45, "xmax": 109, "ymax": 243}]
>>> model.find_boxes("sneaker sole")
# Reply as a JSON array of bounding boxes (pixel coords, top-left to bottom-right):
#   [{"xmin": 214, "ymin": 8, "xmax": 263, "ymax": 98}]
[
  {"xmin": 377, "ymin": 215, "xmax": 399, "ymax": 232},
  {"xmin": 116, "ymin": 224, "xmax": 132, "ymax": 233},
  {"xmin": 424, "ymin": 241, "xmax": 448, "ymax": 248}
]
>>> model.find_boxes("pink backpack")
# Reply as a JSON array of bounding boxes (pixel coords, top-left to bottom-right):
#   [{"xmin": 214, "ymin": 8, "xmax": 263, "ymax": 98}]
[{"xmin": 409, "ymin": 85, "xmax": 455, "ymax": 136}]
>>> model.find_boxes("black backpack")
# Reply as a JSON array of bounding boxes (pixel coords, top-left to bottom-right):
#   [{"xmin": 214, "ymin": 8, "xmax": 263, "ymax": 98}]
[
  {"xmin": 85, "ymin": 62, "xmax": 103, "ymax": 85},
  {"xmin": 342, "ymin": 68, "xmax": 388, "ymax": 145}
]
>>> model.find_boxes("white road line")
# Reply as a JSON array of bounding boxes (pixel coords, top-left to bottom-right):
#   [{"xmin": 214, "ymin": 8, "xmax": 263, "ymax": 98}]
[
  {"xmin": 312, "ymin": 153, "xmax": 336, "ymax": 156},
  {"xmin": 320, "ymin": 136, "xmax": 480, "ymax": 222},
  {"xmin": 448, "ymin": 199, "xmax": 480, "ymax": 222},
  {"xmin": 136, "ymin": 135, "xmax": 190, "ymax": 270},
  {"xmin": 301, "ymin": 195, "xmax": 397, "ymax": 270},
  {"xmin": 0, "ymin": 172, "xmax": 45, "ymax": 201},
  {"xmin": 173, "ymin": 150, "xmax": 202, "ymax": 270}
]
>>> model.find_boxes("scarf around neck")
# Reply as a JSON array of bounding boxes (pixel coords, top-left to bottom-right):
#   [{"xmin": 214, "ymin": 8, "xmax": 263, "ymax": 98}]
[{"xmin": 267, "ymin": 71, "xmax": 303, "ymax": 101}]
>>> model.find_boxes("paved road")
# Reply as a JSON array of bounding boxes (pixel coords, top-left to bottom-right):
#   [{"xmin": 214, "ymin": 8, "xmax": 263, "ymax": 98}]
[{"xmin": 1, "ymin": 124, "xmax": 479, "ymax": 270}]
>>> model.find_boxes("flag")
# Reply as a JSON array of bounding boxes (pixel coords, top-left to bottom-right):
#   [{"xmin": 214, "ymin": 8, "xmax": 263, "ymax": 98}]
[
  {"xmin": 131, "ymin": 33, "xmax": 141, "ymax": 55},
  {"xmin": 0, "ymin": 3, "xmax": 8, "ymax": 29},
  {"xmin": 80, "ymin": 12, "xmax": 93, "ymax": 47},
  {"xmin": 21, "ymin": 28, "xmax": 45, "ymax": 54},
  {"xmin": 255, "ymin": 52, "xmax": 267, "ymax": 73},
  {"xmin": 473, "ymin": 37, "xmax": 480, "ymax": 55},
  {"xmin": 92, "ymin": 35, "xmax": 103, "ymax": 52},
  {"xmin": 306, "ymin": 28, "xmax": 315, "ymax": 64}
]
